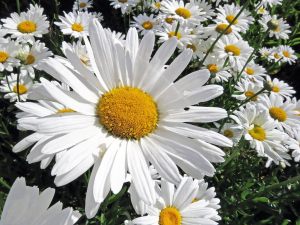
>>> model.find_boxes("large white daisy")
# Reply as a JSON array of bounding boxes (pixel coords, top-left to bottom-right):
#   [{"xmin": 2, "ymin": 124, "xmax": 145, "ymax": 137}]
[
  {"xmin": 0, "ymin": 177, "xmax": 81, "ymax": 225},
  {"xmin": 15, "ymin": 19, "xmax": 232, "ymax": 218}
]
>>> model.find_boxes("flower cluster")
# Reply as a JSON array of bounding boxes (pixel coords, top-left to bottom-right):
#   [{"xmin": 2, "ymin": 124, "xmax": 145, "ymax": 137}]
[{"xmin": 0, "ymin": 0, "xmax": 298, "ymax": 224}]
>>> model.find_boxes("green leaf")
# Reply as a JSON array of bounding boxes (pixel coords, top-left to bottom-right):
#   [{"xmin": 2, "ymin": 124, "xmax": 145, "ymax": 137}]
[{"xmin": 252, "ymin": 197, "xmax": 270, "ymax": 203}]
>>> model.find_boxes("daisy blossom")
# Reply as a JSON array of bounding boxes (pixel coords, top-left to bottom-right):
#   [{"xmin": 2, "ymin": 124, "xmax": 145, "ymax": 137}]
[
  {"xmin": 0, "ymin": 177, "xmax": 81, "ymax": 225},
  {"xmin": 109, "ymin": 0, "xmax": 137, "ymax": 14},
  {"xmin": 16, "ymin": 20, "xmax": 232, "ymax": 218},
  {"xmin": 241, "ymin": 61, "xmax": 267, "ymax": 83},
  {"xmin": 0, "ymin": 41, "xmax": 20, "ymax": 72},
  {"xmin": 266, "ymin": 77, "xmax": 296, "ymax": 99},
  {"xmin": 287, "ymin": 129, "xmax": 300, "ymax": 162},
  {"xmin": 233, "ymin": 79, "xmax": 264, "ymax": 102},
  {"xmin": 132, "ymin": 14, "xmax": 159, "ymax": 35},
  {"xmin": 278, "ymin": 45, "xmax": 297, "ymax": 65},
  {"xmin": 260, "ymin": 15, "xmax": 291, "ymax": 40},
  {"xmin": 73, "ymin": 0, "xmax": 93, "ymax": 11}
]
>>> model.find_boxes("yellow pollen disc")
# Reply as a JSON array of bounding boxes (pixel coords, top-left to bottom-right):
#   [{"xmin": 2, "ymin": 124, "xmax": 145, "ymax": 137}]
[
  {"xmin": 159, "ymin": 207, "xmax": 182, "ymax": 225},
  {"xmin": 72, "ymin": 23, "xmax": 84, "ymax": 32},
  {"xmin": 186, "ymin": 44, "xmax": 196, "ymax": 52},
  {"xmin": 25, "ymin": 54, "xmax": 35, "ymax": 65},
  {"xmin": 274, "ymin": 53, "xmax": 281, "ymax": 59},
  {"xmin": 154, "ymin": 2, "xmax": 161, "ymax": 8},
  {"xmin": 175, "ymin": 7, "xmax": 191, "ymax": 19},
  {"xmin": 17, "ymin": 20, "xmax": 37, "ymax": 33},
  {"xmin": 245, "ymin": 91, "xmax": 258, "ymax": 101},
  {"xmin": 13, "ymin": 84, "xmax": 28, "ymax": 95},
  {"xmin": 282, "ymin": 51, "xmax": 290, "ymax": 58},
  {"xmin": 215, "ymin": 23, "xmax": 232, "ymax": 34},
  {"xmin": 225, "ymin": 44, "xmax": 241, "ymax": 56},
  {"xmin": 165, "ymin": 17, "xmax": 174, "ymax": 24},
  {"xmin": 0, "ymin": 51, "xmax": 9, "ymax": 63},
  {"xmin": 245, "ymin": 67, "xmax": 254, "ymax": 75},
  {"xmin": 224, "ymin": 129, "xmax": 234, "ymax": 138},
  {"xmin": 97, "ymin": 86, "xmax": 158, "ymax": 140},
  {"xmin": 269, "ymin": 107, "xmax": 287, "ymax": 122},
  {"xmin": 57, "ymin": 108, "xmax": 75, "ymax": 113},
  {"xmin": 168, "ymin": 31, "xmax": 182, "ymax": 39},
  {"xmin": 192, "ymin": 198, "xmax": 199, "ymax": 203},
  {"xmin": 226, "ymin": 15, "xmax": 238, "ymax": 25},
  {"xmin": 249, "ymin": 125, "xmax": 266, "ymax": 141},
  {"xmin": 142, "ymin": 21, "xmax": 153, "ymax": 30},
  {"xmin": 258, "ymin": 7, "xmax": 265, "ymax": 14},
  {"xmin": 118, "ymin": 0, "xmax": 128, "ymax": 3},
  {"xmin": 207, "ymin": 64, "xmax": 219, "ymax": 73},
  {"xmin": 272, "ymin": 85, "xmax": 280, "ymax": 93},
  {"xmin": 79, "ymin": 2, "xmax": 87, "ymax": 8}
]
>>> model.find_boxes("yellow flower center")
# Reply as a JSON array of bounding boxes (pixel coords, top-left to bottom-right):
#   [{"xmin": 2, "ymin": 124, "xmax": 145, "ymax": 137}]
[
  {"xmin": 245, "ymin": 67, "xmax": 254, "ymax": 75},
  {"xmin": 258, "ymin": 6, "xmax": 265, "ymax": 14},
  {"xmin": 154, "ymin": 2, "xmax": 161, "ymax": 8},
  {"xmin": 269, "ymin": 107, "xmax": 287, "ymax": 122},
  {"xmin": 17, "ymin": 20, "xmax": 37, "ymax": 33},
  {"xmin": 25, "ymin": 54, "xmax": 35, "ymax": 65},
  {"xmin": 0, "ymin": 51, "xmax": 9, "ymax": 63},
  {"xmin": 274, "ymin": 53, "xmax": 281, "ymax": 59},
  {"xmin": 165, "ymin": 17, "xmax": 174, "ymax": 24},
  {"xmin": 79, "ymin": 2, "xmax": 87, "ymax": 8},
  {"xmin": 245, "ymin": 91, "xmax": 257, "ymax": 101},
  {"xmin": 207, "ymin": 64, "xmax": 219, "ymax": 73},
  {"xmin": 215, "ymin": 23, "xmax": 232, "ymax": 34},
  {"xmin": 226, "ymin": 15, "xmax": 238, "ymax": 25},
  {"xmin": 192, "ymin": 198, "xmax": 199, "ymax": 203},
  {"xmin": 168, "ymin": 31, "xmax": 182, "ymax": 39},
  {"xmin": 159, "ymin": 207, "xmax": 182, "ymax": 225},
  {"xmin": 186, "ymin": 44, "xmax": 196, "ymax": 52},
  {"xmin": 57, "ymin": 108, "xmax": 75, "ymax": 113},
  {"xmin": 249, "ymin": 125, "xmax": 266, "ymax": 141},
  {"xmin": 225, "ymin": 44, "xmax": 241, "ymax": 56},
  {"xmin": 272, "ymin": 85, "xmax": 280, "ymax": 93},
  {"xmin": 118, "ymin": 0, "xmax": 128, "ymax": 3},
  {"xmin": 175, "ymin": 7, "xmax": 191, "ymax": 19},
  {"xmin": 142, "ymin": 21, "xmax": 153, "ymax": 30},
  {"xmin": 224, "ymin": 129, "xmax": 234, "ymax": 138},
  {"xmin": 282, "ymin": 51, "xmax": 290, "ymax": 58},
  {"xmin": 72, "ymin": 23, "xmax": 84, "ymax": 32},
  {"xmin": 13, "ymin": 84, "xmax": 28, "ymax": 95},
  {"xmin": 97, "ymin": 86, "xmax": 158, "ymax": 140}
]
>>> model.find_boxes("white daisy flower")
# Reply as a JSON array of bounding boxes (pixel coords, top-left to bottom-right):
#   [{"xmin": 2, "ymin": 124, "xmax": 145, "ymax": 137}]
[
  {"xmin": 16, "ymin": 41, "xmax": 52, "ymax": 78},
  {"xmin": 266, "ymin": 77, "xmax": 295, "ymax": 99},
  {"xmin": 216, "ymin": 3, "xmax": 254, "ymax": 34},
  {"xmin": 242, "ymin": 61, "xmax": 267, "ymax": 83},
  {"xmin": 287, "ymin": 129, "xmax": 300, "ymax": 162},
  {"xmin": 268, "ymin": 46, "xmax": 284, "ymax": 63},
  {"xmin": 277, "ymin": 45, "xmax": 297, "ymax": 65},
  {"xmin": 0, "ymin": 177, "xmax": 81, "ymax": 225},
  {"xmin": 217, "ymin": 122, "xmax": 243, "ymax": 145},
  {"xmin": 259, "ymin": 47, "xmax": 271, "ymax": 59},
  {"xmin": 130, "ymin": 177, "xmax": 220, "ymax": 225},
  {"xmin": 55, "ymin": 11, "xmax": 94, "ymax": 38},
  {"xmin": 233, "ymin": 79, "xmax": 264, "ymax": 102},
  {"xmin": 256, "ymin": 5, "xmax": 269, "ymax": 15},
  {"xmin": 259, "ymin": 14, "xmax": 291, "ymax": 40},
  {"xmin": 0, "ymin": 73, "xmax": 33, "ymax": 102},
  {"xmin": 132, "ymin": 14, "xmax": 159, "ymax": 35},
  {"xmin": 0, "ymin": 25, "xmax": 8, "ymax": 44},
  {"xmin": 203, "ymin": 22, "xmax": 241, "ymax": 39},
  {"xmin": 109, "ymin": 0, "xmax": 137, "ymax": 14},
  {"xmin": 215, "ymin": 36, "xmax": 253, "ymax": 70},
  {"xmin": 16, "ymin": 20, "xmax": 232, "ymax": 218},
  {"xmin": 0, "ymin": 41, "xmax": 20, "ymax": 72},
  {"xmin": 161, "ymin": 0, "xmax": 205, "ymax": 25},
  {"xmin": 235, "ymin": 104, "xmax": 290, "ymax": 165},
  {"xmin": 1, "ymin": 4, "xmax": 49, "ymax": 43},
  {"xmin": 91, "ymin": 12, "xmax": 104, "ymax": 22},
  {"xmin": 150, "ymin": 0, "xmax": 163, "ymax": 12},
  {"xmin": 73, "ymin": 0, "xmax": 93, "ymax": 11},
  {"xmin": 156, "ymin": 23, "xmax": 195, "ymax": 47},
  {"xmin": 180, "ymin": 39, "xmax": 203, "ymax": 59},
  {"xmin": 259, "ymin": 94, "xmax": 300, "ymax": 135}
]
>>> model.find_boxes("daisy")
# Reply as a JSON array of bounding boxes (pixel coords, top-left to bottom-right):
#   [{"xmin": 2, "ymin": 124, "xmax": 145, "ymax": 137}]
[
  {"xmin": 16, "ymin": 40, "xmax": 52, "ymax": 78},
  {"xmin": 203, "ymin": 22, "xmax": 241, "ymax": 39},
  {"xmin": 0, "ymin": 73, "xmax": 33, "ymax": 102},
  {"xmin": 268, "ymin": 46, "xmax": 283, "ymax": 63},
  {"xmin": 256, "ymin": 5, "xmax": 269, "ymax": 15},
  {"xmin": 260, "ymin": 14, "xmax": 291, "ymax": 40},
  {"xmin": 259, "ymin": 47, "xmax": 271, "ymax": 59},
  {"xmin": 235, "ymin": 104, "xmax": 290, "ymax": 165},
  {"xmin": 180, "ymin": 39, "xmax": 203, "ymax": 59},
  {"xmin": 233, "ymin": 79, "xmax": 264, "ymax": 102},
  {"xmin": 277, "ymin": 45, "xmax": 297, "ymax": 65},
  {"xmin": 1, "ymin": 4, "xmax": 49, "ymax": 43},
  {"xmin": 216, "ymin": 122, "xmax": 243, "ymax": 145},
  {"xmin": 132, "ymin": 14, "xmax": 159, "ymax": 35},
  {"xmin": 73, "ymin": 0, "xmax": 93, "ymax": 11},
  {"xmin": 17, "ymin": 20, "xmax": 232, "ymax": 218},
  {"xmin": 287, "ymin": 129, "xmax": 300, "ymax": 162},
  {"xmin": 161, "ymin": 0, "xmax": 205, "ymax": 25},
  {"xmin": 109, "ymin": 0, "xmax": 137, "ymax": 14},
  {"xmin": 214, "ymin": 36, "xmax": 253, "ymax": 70},
  {"xmin": 0, "ymin": 177, "xmax": 81, "ymax": 225},
  {"xmin": 241, "ymin": 61, "xmax": 267, "ymax": 83},
  {"xmin": 130, "ymin": 177, "xmax": 221, "ymax": 225},
  {"xmin": 55, "ymin": 11, "xmax": 94, "ymax": 38},
  {"xmin": 216, "ymin": 3, "xmax": 254, "ymax": 34},
  {"xmin": 0, "ymin": 41, "xmax": 20, "ymax": 72},
  {"xmin": 266, "ymin": 77, "xmax": 295, "ymax": 99},
  {"xmin": 150, "ymin": 0, "xmax": 163, "ymax": 12},
  {"xmin": 0, "ymin": 25, "xmax": 8, "ymax": 44}
]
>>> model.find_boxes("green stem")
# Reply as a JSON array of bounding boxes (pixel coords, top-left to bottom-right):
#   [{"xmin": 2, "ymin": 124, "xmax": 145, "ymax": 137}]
[
  {"xmin": 16, "ymin": 72, "xmax": 21, "ymax": 102},
  {"xmin": 174, "ymin": 21, "xmax": 180, "ymax": 36},
  {"xmin": 0, "ymin": 178, "xmax": 10, "ymax": 190},
  {"xmin": 16, "ymin": 0, "xmax": 20, "ymax": 14}
]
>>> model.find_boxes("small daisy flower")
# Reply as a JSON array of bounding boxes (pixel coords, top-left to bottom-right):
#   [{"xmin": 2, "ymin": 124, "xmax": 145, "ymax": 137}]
[
  {"xmin": 16, "ymin": 41, "xmax": 52, "ymax": 78},
  {"xmin": 266, "ymin": 77, "xmax": 296, "ymax": 99},
  {"xmin": 73, "ymin": 0, "xmax": 93, "ymax": 11},
  {"xmin": 151, "ymin": 0, "xmax": 163, "ymax": 12},
  {"xmin": 233, "ymin": 79, "xmax": 264, "ymax": 102},
  {"xmin": 0, "ymin": 25, "xmax": 8, "ymax": 44},
  {"xmin": 203, "ymin": 22, "xmax": 241, "ymax": 39},
  {"xmin": 203, "ymin": 55, "xmax": 232, "ymax": 83},
  {"xmin": 217, "ymin": 122, "xmax": 243, "ymax": 146},
  {"xmin": 256, "ymin": 5, "xmax": 269, "ymax": 15},
  {"xmin": 287, "ymin": 129, "xmax": 300, "ymax": 162},
  {"xmin": 216, "ymin": 3, "xmax": 254, "ymax": 34},
  {"xmin": 235, "ymin": 104, "xmax": 290, "ymax": 165},
  {"xmin": 268, "ymin": 46, "xmax": 284, "ymax": 63},
  {"xmin": 278, "ymin": 45, "xmax": 297, "ymax": 65},
  {"xmin": 242, "ymin": 62, "xmax": 267, "ymax": 83},
  {"xmin": 1, "ymin": 4, "xmax": 49, "ymax": 43},
  {"xmin": 130, "ymin": 177, "xmax": 221, "ymax": 225},
  {"xmin": 132, "ymin": 14, "xmax": 159, "ymax": 35},
  {"xmin": 180, "ymin": 39, "xmax": 203, "ymax": 59},
  {"xmin": 259, "ymin": 47, "xmax": 271, "ymax": 59},
  {"xmin": 55, "ymin": 11, "xmax": 94, "ymax": 38},
  {"xmin": 91, "ymin": 12, "xmax": 104, "ymax": 22},
  {"xmin": 0, "ymin": 177, "xmax": 81, "ymax": 225},
  {"xmin": 215, "ymin": 36, "xmax": 253, "ymax": 70},
  {"xmin": 109, "ymin": 0, "xmax": 137, "ymax": 14},
  {"xmin": 0, "ymin": 73, "xmax": 33, "ymax": 102},
  {"xmin": 0, "ymin": 41, "xmax": 20, "ymax": 72},
  {"xmin": 260, "ymin": 14, "xmax": 291, "ymax": 40},
  {"xmin": 161, "ymin": 0, "xmax": 205, "ymax": 25}
]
